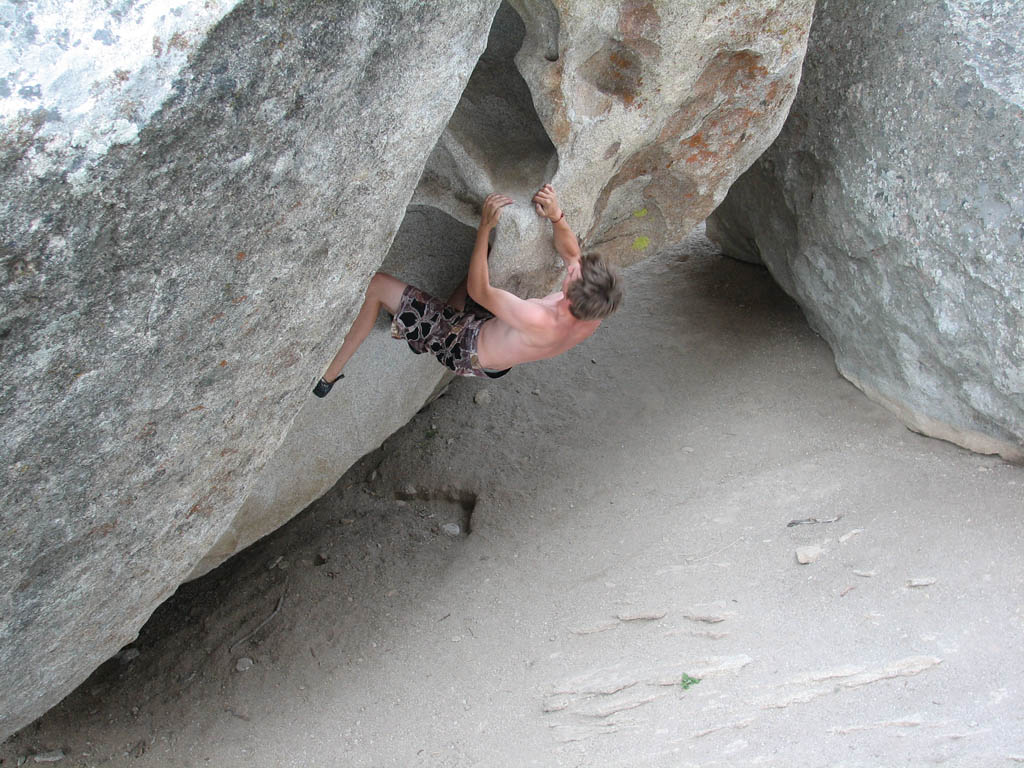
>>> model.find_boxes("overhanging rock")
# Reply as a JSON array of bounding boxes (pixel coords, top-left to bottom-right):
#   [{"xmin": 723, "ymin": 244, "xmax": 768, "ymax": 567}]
[{"xmin": 1, "ymin": 0, "xmax": 814, "ymax": 738}]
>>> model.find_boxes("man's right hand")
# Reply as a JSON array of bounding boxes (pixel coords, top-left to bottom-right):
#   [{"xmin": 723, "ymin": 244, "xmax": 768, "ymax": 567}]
[
  {"xmin": 533, "ymin": 184, "xmax": 563, "ymax": 222},
  {"xmin": 481, "ymin": 193, "xmax": 514, "ymax": 230}
]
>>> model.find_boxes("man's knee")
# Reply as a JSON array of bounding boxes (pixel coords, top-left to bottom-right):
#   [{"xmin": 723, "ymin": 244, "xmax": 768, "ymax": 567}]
[{"xmin": 367, "ymin": 272, "xmax": 407, "ymax": 314}]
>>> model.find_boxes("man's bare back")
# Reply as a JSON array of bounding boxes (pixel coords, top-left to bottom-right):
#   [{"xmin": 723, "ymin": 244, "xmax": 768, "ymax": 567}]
[
  {"xmin": 475, "ymin": 291, "xmax": 601, "ymax": 370},
  {"xmin": 313, "ymin": 184, "xmax": 621, "ymax": 397},
  {"xmin": 464, "ymin": 188, "xmax": 608, "ymax": 371}
]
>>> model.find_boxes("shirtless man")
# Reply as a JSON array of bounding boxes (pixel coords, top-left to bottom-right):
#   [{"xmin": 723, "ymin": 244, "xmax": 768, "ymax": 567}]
[{"xmin": 313, "ymin": 184, "xmax": 622, "ymax": 397}]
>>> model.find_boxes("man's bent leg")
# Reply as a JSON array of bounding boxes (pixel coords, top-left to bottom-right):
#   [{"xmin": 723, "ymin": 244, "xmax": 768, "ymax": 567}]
[{"xmin": 320, "ymin": 272, "xmax": 408, "ymax": 387}]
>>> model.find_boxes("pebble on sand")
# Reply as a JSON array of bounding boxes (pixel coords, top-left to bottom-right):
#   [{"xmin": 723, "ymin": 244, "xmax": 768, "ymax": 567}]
[
  {"xmin": 235, "ymin": 657, "xmax": 254, "ymax": 672},
  {"xmin": 32, "ymin": 752, "xmax": 65, "ymax": 764},
  {"xmin": 795, "ymin": 546, "xmax": 823, "ymax": 564},
  {"xmin": 474, "ymin": 390, "xmax": 492, "ymax": 406}
]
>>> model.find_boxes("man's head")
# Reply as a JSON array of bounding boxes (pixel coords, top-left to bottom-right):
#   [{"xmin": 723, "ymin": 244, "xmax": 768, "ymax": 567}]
[{"xmin": 565, "ymin": 253, "xmax": 623, "ymax": 321}]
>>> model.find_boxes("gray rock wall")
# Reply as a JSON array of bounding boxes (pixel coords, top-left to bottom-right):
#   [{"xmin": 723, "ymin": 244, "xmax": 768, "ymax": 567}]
[
  {"xmin": 708, "ymin": 0, "xmax": 1024, "ymax": 461},
  {"xmin": 1, "ymin": 0, "xmax": 815, "ymax": 737},
  {"xmin": 0, "ymin": 0, "xmax": 503, "ymax": 738}
]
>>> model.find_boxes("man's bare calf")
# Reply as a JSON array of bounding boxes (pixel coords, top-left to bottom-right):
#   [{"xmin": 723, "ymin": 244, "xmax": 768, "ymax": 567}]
[{"xmin": 313, "ymin": 272, "xmax": 407, "ymax": 397}]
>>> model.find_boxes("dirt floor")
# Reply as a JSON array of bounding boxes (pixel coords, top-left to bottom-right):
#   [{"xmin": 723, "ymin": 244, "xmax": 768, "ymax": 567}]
[{"xmin": 3, "ymin": 232, "xmax": 1023, "ymax": 767}]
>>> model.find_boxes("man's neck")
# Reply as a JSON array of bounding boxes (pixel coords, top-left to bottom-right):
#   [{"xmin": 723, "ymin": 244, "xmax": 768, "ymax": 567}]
[{"xmin": 558, "ymin": 298, "xmax": 585, "ymax": 322}]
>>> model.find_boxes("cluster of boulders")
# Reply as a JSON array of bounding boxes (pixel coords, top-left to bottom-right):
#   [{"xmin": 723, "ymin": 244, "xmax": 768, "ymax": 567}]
[
  {"xmin": 0, "ymin": 0, "xmax": 813, "ymax": 738},
  {"xmin": 3, "ymin": 0, "xmax": 1019, "ymax": 741}
]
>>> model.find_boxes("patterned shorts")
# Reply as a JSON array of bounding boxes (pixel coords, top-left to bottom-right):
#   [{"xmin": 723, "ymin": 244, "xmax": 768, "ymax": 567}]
[{"xmin": 390, "ymin": 285, "xmax": 511, "ymax": 379}]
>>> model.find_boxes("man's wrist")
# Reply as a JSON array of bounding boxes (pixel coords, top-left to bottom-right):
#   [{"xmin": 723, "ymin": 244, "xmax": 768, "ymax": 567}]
[{"xmin": 550, "ymin": 210, "xmax": 565, "ymax": 223}]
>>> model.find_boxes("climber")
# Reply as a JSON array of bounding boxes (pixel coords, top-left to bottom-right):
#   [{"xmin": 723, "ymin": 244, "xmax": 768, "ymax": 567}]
[{"xmin": 313, "ymin": 184, "xmax": 623, "ymax": 397}]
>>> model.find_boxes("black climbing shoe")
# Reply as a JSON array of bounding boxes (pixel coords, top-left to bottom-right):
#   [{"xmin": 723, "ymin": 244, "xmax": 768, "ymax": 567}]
[{"xmin": 313, "ymin": 374, "xmax": 343, "ymax": 398}]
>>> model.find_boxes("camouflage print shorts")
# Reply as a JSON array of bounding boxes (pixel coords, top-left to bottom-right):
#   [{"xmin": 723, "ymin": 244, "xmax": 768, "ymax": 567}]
[{"xmin": 390, "ymin": 285, "xmax": 511, "ymax": 379}]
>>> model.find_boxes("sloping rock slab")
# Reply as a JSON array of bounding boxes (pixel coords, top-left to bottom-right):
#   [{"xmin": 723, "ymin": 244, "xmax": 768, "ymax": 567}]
[
  {"xmin": 0, "ymin": 0, "xmax": 502, "ymax": 739},
  {"xmin": 708, "ymin": 0, "xmax": 1024, "ymax": 461}
]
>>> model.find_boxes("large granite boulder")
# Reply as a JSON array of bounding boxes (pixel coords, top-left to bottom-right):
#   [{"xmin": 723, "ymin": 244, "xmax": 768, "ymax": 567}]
[
  {"xmin": 708, "ymin": 0, "xmax": 1024, "ymax": 461},
  {"xmin": 0, "ymin": 0, "xmax": 504, "ymax": 738},
  {"xmin": 0, "ymin": 0, "xmax": 813, "ymax": 737}
]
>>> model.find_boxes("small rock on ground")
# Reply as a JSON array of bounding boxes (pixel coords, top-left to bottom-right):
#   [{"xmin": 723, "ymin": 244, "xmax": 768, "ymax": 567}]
[
  {"xmin": 32, "ymin": 752, "xmax": 65, "ymax": 764},
  {"xmin": 795, "ymin": 546, "xmax": 823, "ymax": 564}
]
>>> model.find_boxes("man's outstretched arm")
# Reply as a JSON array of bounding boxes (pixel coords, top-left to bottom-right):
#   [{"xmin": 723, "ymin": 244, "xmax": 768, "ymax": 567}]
[
  {"xmin": 467, "ymin": 194, "xmax": 549, "ymax": 331},
  {"xmin": 533, "ymin": 184, "xmax": 581, "ymax": 272}
]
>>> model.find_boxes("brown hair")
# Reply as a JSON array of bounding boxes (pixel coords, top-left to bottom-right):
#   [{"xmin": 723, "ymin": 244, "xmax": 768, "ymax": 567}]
[{"xmin": 567, "ymin": 253, "xmax": 623, "ymax": 320}]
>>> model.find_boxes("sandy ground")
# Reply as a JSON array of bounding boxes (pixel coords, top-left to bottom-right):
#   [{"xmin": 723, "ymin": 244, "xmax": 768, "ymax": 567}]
[{"xmin": 3, "ymin": 232, "xmax": 1023, "ymax": 767}]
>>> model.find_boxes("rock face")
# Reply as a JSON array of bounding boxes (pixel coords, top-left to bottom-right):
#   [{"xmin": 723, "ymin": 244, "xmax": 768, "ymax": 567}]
[
  {"xmin": 0, "ymin": 0, "xmax": 813, "ymax": 737},
  {"xmin": 708, "ymin": 0, "xmax": 1024, "ymax": 460}
]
